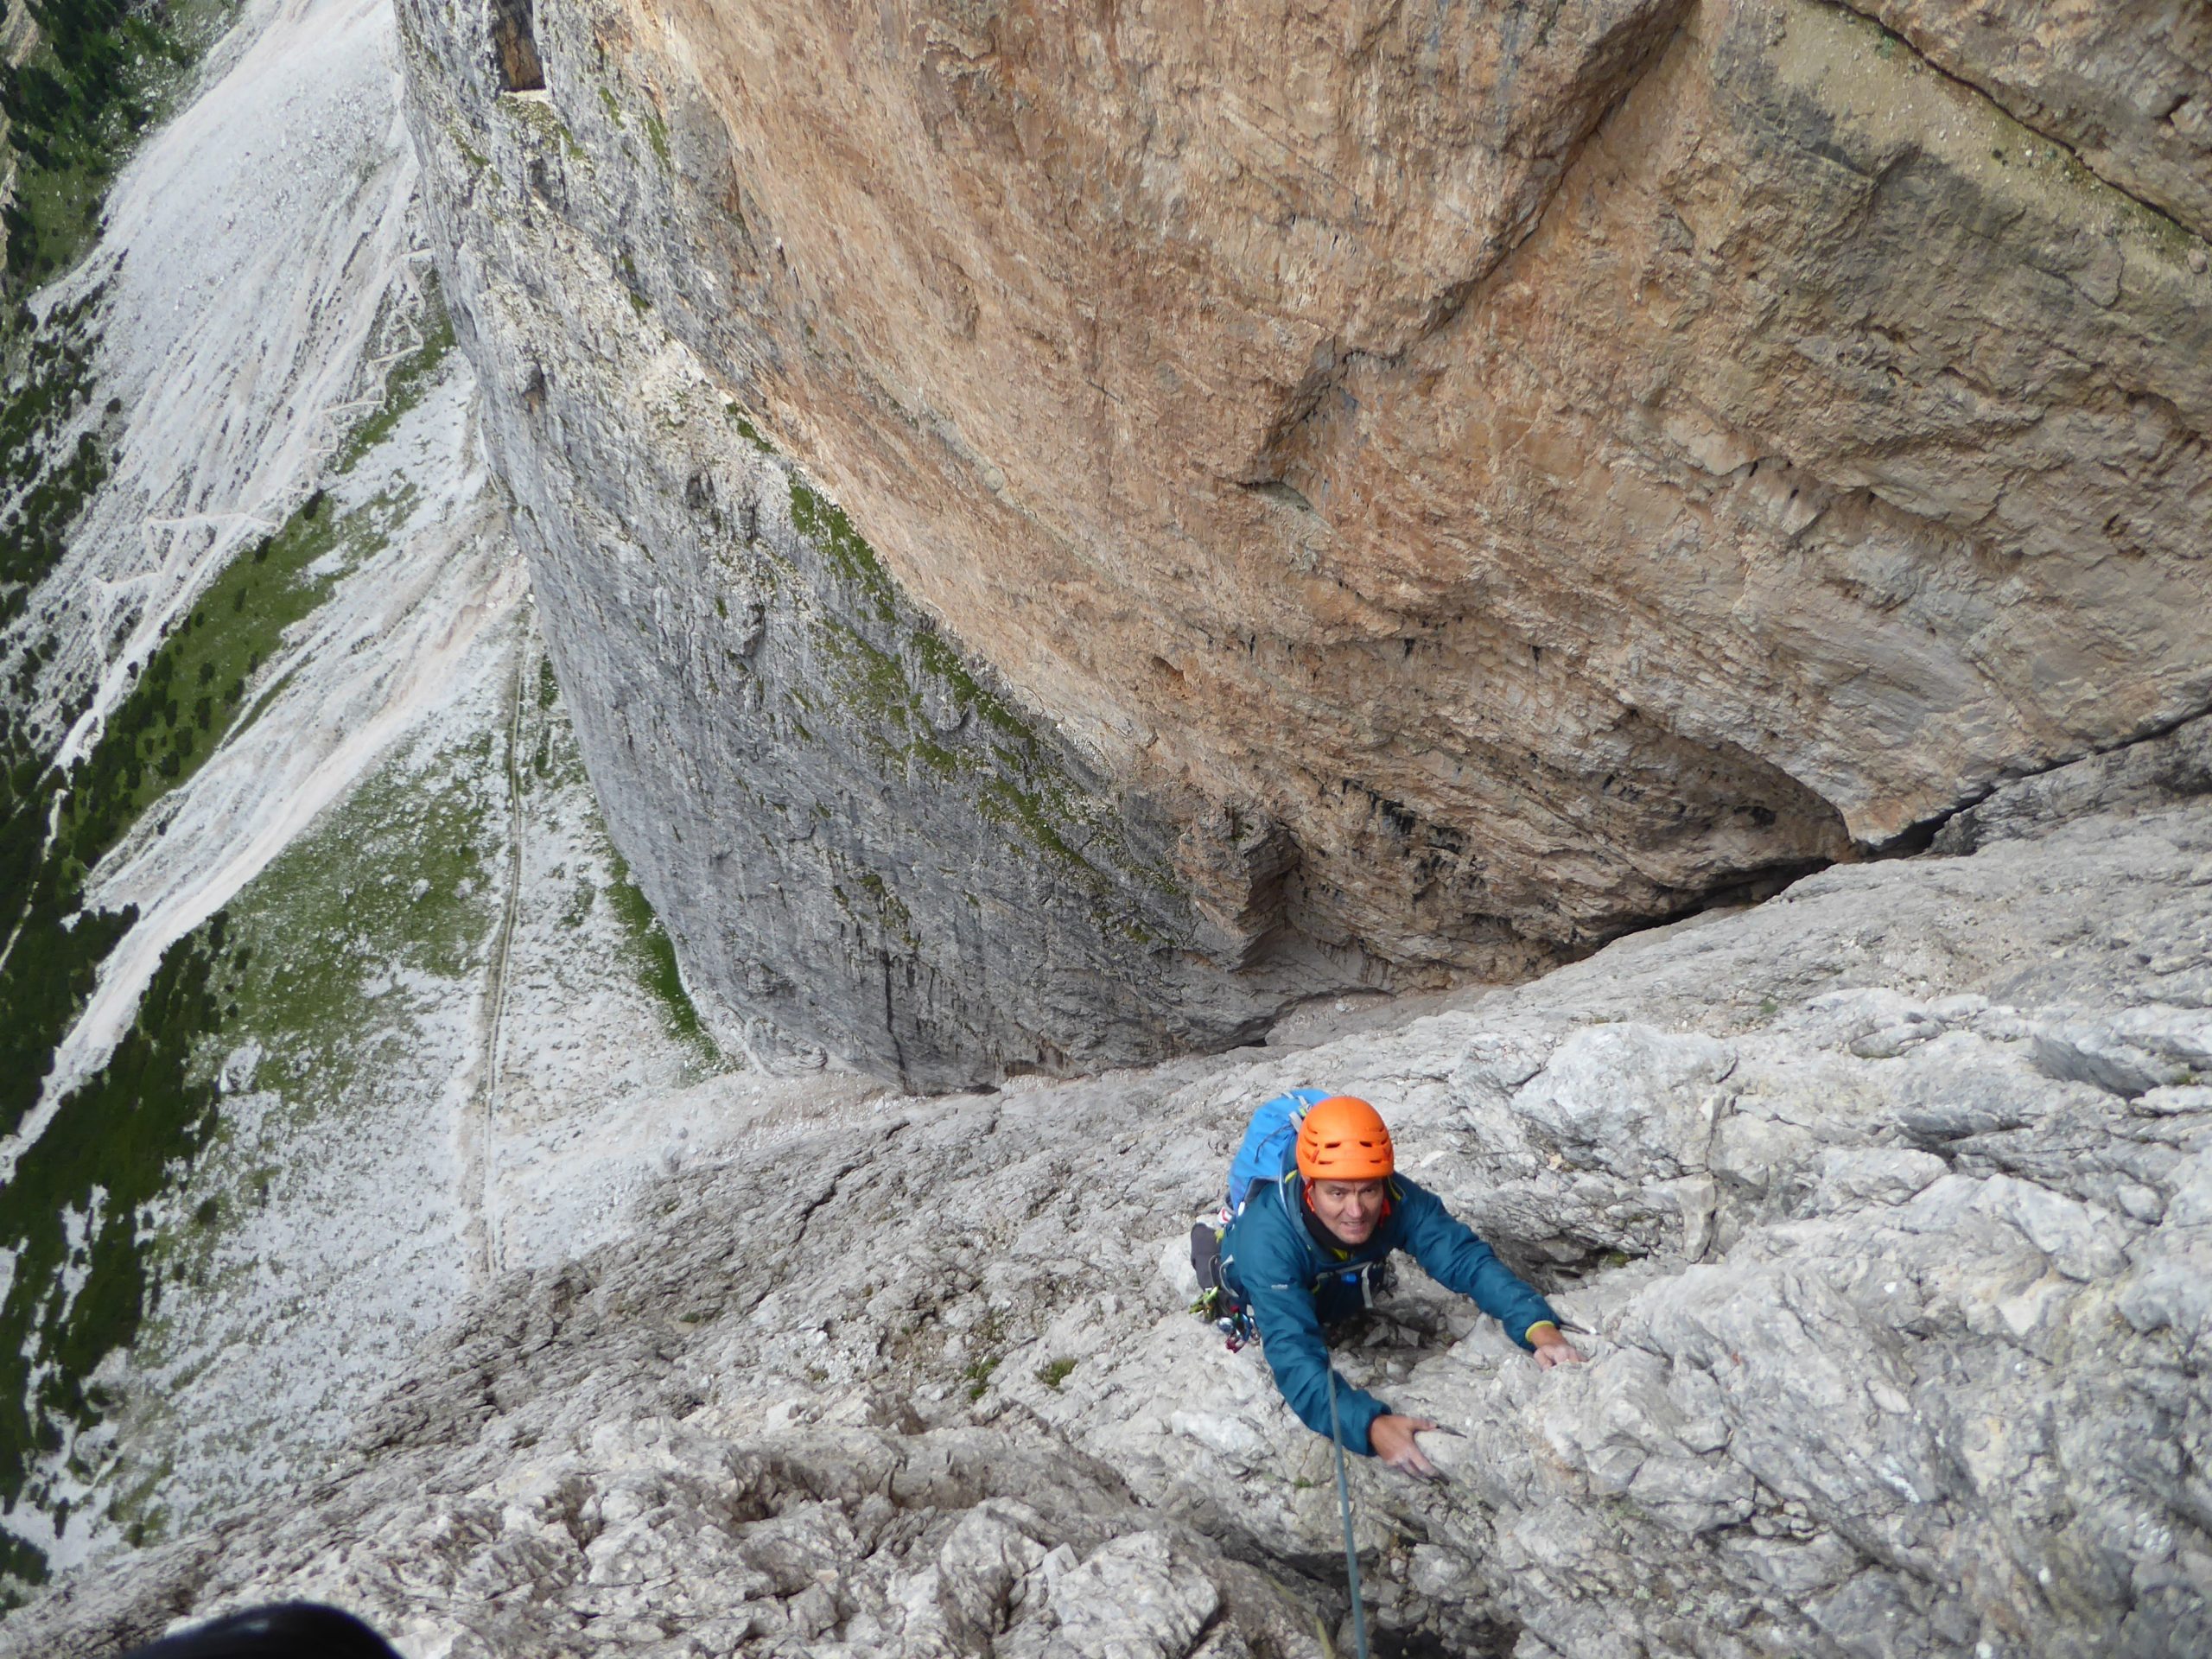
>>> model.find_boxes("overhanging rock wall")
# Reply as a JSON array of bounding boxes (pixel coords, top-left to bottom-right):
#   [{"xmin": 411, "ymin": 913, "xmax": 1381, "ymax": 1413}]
[{"xmin": 395, "ymin": 0, "xmax": 2212, "ymax": 1086}]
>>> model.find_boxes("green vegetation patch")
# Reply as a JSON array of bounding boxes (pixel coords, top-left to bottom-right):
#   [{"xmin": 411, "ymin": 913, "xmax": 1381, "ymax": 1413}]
[
  {"xmin": 910, "ymin": 627, "xmax": 1039, "ymax": 748},
  {"xmin": 830, "ymin": 862, "xmax": 917, "ymax": 950},
  {"xmin": 607, "ymin": 849, "xmax": 718, "ymax": 1067},
  {"xmin": 0, "ymin": 803, "xmax": 135, "ymax": 1139},
  {"xmin": 502, "ymin": 92, "xmax": 583, "ymax": 162},
  {"xmin": 0, "ymin": 485, "xmax": 389, "ymax": 1140},
  {"xmin": 724, "ymin": 403, "xmax": 777, "ymax": 455},
  {"xmin": 55, "ymin": 492, "xmax": 364, "ymax": 859},
  {"xmin": 0, "ymin": 696, "xmax": 525, "ymax": 1583},
  {"xmin": 0, "ymin": 299, "xmax": 448, "ymax": 1584},
  {"xmin": 333, "ymin": 273, "xmax": 455, "ymax": 472},
  {"xmin": 963, "ymin": 1351, "xmax": 1001, "ymax": 1402},
  {"xmin": 1036, "ymin": 1356, "xmax": 1077, "ymax": 1390},
  {"xmin": 216, "ymin": 736, "xmax": 503, "ymax": 1104},
  {"xmin": 520, "ymin": 652, "xmax": 724, "ymax": 1084},
  {"xmin": 0, "ymin": 915, "xmax": 231, "ymax": 1556},
  {"xmin": 0, "ymin": 473, "xmax": 409, "ymax": 1584},
  {"xmin": 784, "ymin": 470, "xmax": 1185, "ymax": 938},
  {"xmin": 975, "ymin": 776, "xmax": 1088, "ymax": 873},
  {"xmin": 1, "ymin": 0, "xmax": 240, "ymax": 291},
  {"xmin": 788, "ymin": 476, "xmax": 896, "ymax": 626},
  {"xmin": 0, "ymin": 283, "xmax": 108, "ymax": 628}
]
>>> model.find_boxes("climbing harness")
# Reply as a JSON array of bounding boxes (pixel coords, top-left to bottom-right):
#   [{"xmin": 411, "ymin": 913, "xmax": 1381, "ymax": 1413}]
[
  {"xmin": 1192, "ymin": 1192, "xmax": 1399, "ymax": 1356},
  {"xmin": 1325, "ymin": 1252, "xmax": 1396, "ymax": 1310},
  {"xmin": 1323, "ymin": 1365, "xmax": 1371, "ymax": 1659},
  {"xmin": 1189, "ymin": 1224, "xmax": 1261, "ymax": 1351}
]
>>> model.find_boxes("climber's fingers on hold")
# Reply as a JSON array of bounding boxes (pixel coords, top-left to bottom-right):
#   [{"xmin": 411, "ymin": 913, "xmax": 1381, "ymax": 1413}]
[
  {"xmin": 1387, "ymin": 1442, "xmax": 1439, "ymax": 1478},
  {"xmin": 1381, "ymin": 1417, "xmax": 1440, "ymax": 1478}
]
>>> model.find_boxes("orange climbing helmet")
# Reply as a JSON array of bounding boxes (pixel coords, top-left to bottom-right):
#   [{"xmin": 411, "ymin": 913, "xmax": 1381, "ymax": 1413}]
[{"xmin": 1295, "ymin": 1095, "xmax": 1395, "ymax": 1183}]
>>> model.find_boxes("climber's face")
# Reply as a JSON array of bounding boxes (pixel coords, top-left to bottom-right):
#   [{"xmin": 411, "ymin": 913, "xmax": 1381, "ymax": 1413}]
[{"xmin": 1309, "ymin": 1178, "xmax": 1385, "ymax": 1246}]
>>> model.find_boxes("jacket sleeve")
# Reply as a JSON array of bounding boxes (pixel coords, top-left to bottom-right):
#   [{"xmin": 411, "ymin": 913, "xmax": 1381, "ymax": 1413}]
[
  {"xmin": 1395, "ymin": 1180, "xmax": 1559, "ymax": 1351},
  {"xmin": 1235, "ymin": 1205, "xmax": 1392, "ymax": 1455}
]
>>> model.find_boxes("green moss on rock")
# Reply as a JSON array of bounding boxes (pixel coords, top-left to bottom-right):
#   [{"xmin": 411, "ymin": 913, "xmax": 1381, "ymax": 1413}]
[{"xmin": 780, "ymin": 468, "xmax": 1188, "ymax": 943}]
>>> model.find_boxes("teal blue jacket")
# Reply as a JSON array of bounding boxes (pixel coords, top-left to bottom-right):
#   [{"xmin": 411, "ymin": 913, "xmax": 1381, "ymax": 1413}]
[{"xmin": 1219, "ymin": 1172, "xmax": 1559, "ymax": 1455}]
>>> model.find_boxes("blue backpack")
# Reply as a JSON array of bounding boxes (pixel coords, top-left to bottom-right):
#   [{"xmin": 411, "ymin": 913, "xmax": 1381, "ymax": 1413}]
[{"xmin": 1224, "ymin": 1088, "xmax": 1331, "ymax": 1214}]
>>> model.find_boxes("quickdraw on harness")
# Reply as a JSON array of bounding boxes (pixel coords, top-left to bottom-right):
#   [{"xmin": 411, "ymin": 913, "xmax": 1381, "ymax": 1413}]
[
  {"xmin": 1190, "ymin": 1221, "xmax": 1260, "ymax": 1351},
  {"xmin": 1192, "ymin": 1281, "xmax": 1261, "ymax": 1352}
]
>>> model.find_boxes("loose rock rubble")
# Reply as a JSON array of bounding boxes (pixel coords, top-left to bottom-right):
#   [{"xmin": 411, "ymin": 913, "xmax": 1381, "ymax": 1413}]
[{"xmin": 10, "ymin": 772, "xmax": 2210, "ymax": 1657}]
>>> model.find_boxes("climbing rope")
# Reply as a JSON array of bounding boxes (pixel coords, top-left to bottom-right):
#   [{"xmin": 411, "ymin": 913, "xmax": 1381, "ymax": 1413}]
[{"xmin": 1323, "ymin": 1365, "xmax": 1371, "ymax": 1659}]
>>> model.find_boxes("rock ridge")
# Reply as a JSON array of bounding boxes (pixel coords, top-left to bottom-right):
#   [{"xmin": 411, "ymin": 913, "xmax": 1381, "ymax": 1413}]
[{"xmin": 10, "ymin": 789, "xmax": 2211, "ymax": 1657}]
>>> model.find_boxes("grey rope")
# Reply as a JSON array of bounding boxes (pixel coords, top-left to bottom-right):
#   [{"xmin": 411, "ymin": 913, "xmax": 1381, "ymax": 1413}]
[{"xmin": 1324, "ymin": 1364, "xmax": 1371, "ymax": 1659}]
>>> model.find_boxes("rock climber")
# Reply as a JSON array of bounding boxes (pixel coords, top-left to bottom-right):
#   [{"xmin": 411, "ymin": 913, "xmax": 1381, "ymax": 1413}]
[{"xmin": 1208, "ymin": 1092, "xmax": 1585, "ymax": 1477}]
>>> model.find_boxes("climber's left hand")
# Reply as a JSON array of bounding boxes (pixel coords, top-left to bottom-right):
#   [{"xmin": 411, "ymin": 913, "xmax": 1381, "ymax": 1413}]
[{"xmin": 1532, "ymin": 1332, "xmax": 1586, "ymax": 1369}]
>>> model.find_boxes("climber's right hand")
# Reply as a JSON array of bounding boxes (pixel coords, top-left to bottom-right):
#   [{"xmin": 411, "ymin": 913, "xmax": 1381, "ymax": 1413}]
[{"xmin": 1369, "ymin": 1413, "xmax": 1439, "ymax": 1478}]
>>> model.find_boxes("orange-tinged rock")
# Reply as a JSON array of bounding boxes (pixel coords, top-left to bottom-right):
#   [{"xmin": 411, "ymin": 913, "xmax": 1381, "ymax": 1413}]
[{"xmin": 398, "ymin": 0, "xmax": 2212, "ymax": 1083}]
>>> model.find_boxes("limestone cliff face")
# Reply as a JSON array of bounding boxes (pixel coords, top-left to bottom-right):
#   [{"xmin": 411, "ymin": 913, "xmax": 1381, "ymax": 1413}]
[{"xmin": 396, "ymin": 0, "xmax": 2212, "ymax": 1085}]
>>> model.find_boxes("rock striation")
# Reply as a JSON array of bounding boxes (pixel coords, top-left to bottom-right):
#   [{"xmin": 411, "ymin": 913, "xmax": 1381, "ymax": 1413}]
[
  {"xmin": 1846, "ymin": 0, "xmax": 2212, "ymax": 242},
  {"xmin": 14, "ymin": 763, "xmax": 2212, "ymax": 1658},
  {"xmin": 392, "ymin": 0, "xmax": 2212, "ymax": 1085}
]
